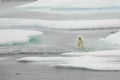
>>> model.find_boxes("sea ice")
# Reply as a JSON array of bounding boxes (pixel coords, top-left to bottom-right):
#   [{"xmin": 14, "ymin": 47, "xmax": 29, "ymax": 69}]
[
  {"xmin": 17, "ymin": 0, "xmax": 120, "ymax": 9},
  {"xmin": 100, "ymin": 30, "xmax": 120, "ymax": 45},
  {"xmin": 17, "ymin": 50, "xmax": 120, "ymax": 71},
  {"xmin": 0, "ymin": 18, "xmax": 120, "ymax": 30},
  {"xmin": 0, "ymin": 29, "xmax": 43, "ymax": 45},
  {"xmin": 16, "ymin": 0, "xmax": 120, "ymax": 14}
]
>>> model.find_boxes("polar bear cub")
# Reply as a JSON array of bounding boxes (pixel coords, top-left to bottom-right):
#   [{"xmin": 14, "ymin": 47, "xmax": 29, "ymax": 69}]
[{"xmin": 77, "ymin": 36, "xmax": 85, "ymax": 49}]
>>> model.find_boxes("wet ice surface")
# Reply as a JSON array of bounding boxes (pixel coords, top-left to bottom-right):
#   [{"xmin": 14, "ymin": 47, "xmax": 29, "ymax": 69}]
[
  {"xmin": 0, "ymin": 28, "xmax": 120, "ymax": 72},
  {"xmin": 0, "ymin": 28, "xmax": 119, "ymax": 55},
  {"xmin": 1, "ymin": 27, "xmax": 119, "ymax": 71}
]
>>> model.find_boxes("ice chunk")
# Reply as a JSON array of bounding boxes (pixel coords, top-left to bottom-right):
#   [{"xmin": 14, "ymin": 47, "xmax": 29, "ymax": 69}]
[
  {"xmin": 100, "ymin": 31, "xmax": 120, "ymax": 45},
  {"xmin": 0, "ymin": 29, "xmax": 43, "ymax": 45}
]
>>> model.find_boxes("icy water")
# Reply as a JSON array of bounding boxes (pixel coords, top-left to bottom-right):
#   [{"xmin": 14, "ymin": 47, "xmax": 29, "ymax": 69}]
[
  {"xmin": 0, "ymin": 27, "xmax": 119, "ymax": 55},
  {"xmin": 1, "ymin": 1, "xmax": 120, "ymax": 80}
]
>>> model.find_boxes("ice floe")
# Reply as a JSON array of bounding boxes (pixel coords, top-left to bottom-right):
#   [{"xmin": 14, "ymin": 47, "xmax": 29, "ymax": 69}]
[
  {"xmin": 100, "ymin": 30, "xmax": 120, "ymax": 46},
  {"xmin": 0, "ymin": 29, "xmax": 43, "ymax": 45},
  {"xmin": 17, "ymin": 50, "xmax": 120, "ymax": 71},
  {"xmin": 17, "ymin": 0, "xmax": 120, "ymax": 13}
]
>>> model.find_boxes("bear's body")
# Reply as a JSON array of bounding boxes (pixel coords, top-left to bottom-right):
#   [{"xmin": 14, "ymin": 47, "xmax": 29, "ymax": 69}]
[{"xmin": 77, "ymin": 36, "xmax": 85, "ymax": 49}]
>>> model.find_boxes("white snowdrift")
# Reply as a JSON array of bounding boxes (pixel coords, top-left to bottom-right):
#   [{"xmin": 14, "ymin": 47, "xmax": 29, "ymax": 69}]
[
  {"xmin": 100, "ymin": 30, "xmax": 120, "ymax": 45},
  {"xmin": 0, "ymin": 18, "xmax": 120, "ymax": 30},
  {"xmin": 17, "ymin": 50, "xmax": 120, "ymax": 70},
  {"xmin": 17, "ymin": 0, "xmax": 120, "ymax": 9},
  {"xmin": 0, "ymin": 29, "xmax": 43, "ymax": 45}
]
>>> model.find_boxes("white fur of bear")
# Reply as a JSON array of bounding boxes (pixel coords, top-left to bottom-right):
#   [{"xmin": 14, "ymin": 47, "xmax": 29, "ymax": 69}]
[{"xmin": 77, "ymin": 36, "xmax": 85, "ymax": 49}]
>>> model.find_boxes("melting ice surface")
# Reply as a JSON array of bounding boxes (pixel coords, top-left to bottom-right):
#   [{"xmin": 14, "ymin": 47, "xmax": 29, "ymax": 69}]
[
  {"xmin": 17, "ymin": 50, "xmax": 120, "ymax": 71},
  {"xmin": 100, "ymin": 30, "xmax": 120, "ymax": 46},
  {"xmin": 0, "ymin": 29, "xmax": 43, "ymax": 45},
  {"xmin": 0, "ymin": 18, "xmax": 120, "ymax": 53},
  {"xmin": 17, "ymin": 0, "xmax": 120, "ymax": 13}
]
